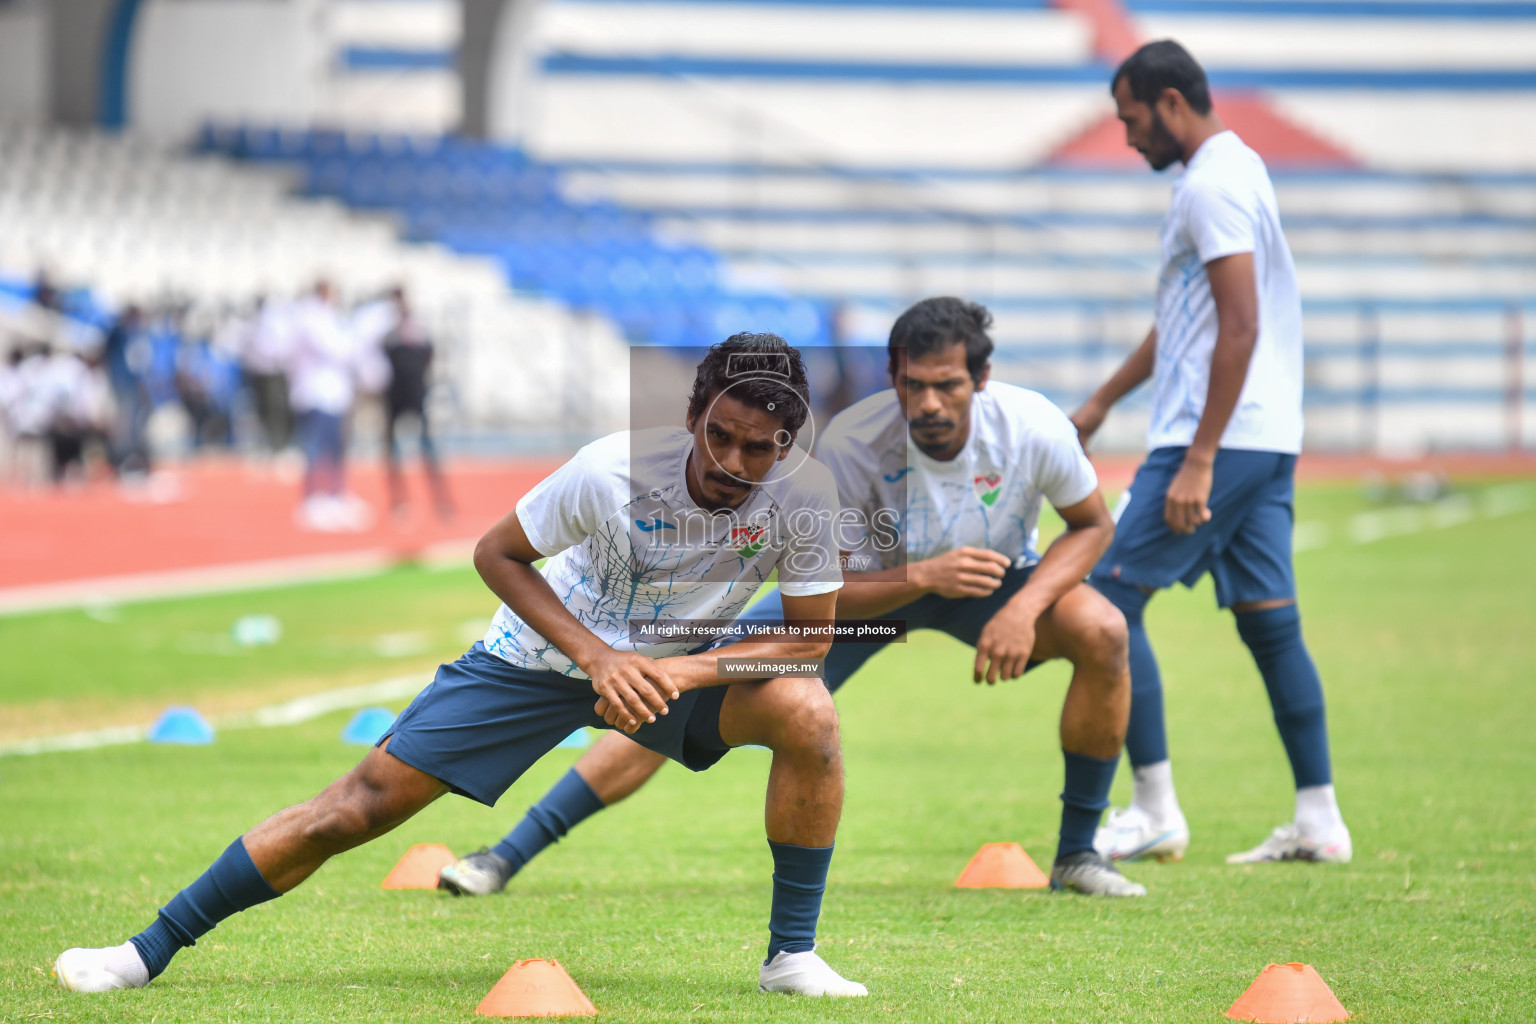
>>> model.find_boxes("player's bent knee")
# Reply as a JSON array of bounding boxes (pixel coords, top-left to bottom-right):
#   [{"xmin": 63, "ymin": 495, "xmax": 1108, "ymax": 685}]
[
  {"xmin": 761, "ymin": 677, "xmax": 841, "ymax": 764},
  {"xmin": 1071, "ymin": 606, "xmax": 1129, "ymax": 678}
]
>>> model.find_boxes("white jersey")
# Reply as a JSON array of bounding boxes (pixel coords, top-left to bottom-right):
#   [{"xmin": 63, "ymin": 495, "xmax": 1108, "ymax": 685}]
[
  {"xmin": 286, "ymin": 298, "xmax": 358, "ymax": 415},
  {"xmin": 816, "ymin": 383, "xmax": 1098, "ymax": 570},
  {"xmin": 1151, "ymin": 129, "xmax": 1304, "ymax": 455},
  {"xmin": 484, "ymin": 427, "xmax": 843, "ymax": 677}
]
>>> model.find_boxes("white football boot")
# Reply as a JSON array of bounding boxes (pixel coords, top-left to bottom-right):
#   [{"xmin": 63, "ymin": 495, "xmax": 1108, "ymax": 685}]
[
  {"xmin": 438, "ymin": 848, "xmax": 515, "ymax": 896},
  {"xmin": 52, "ymin": 943, "xmax": 150, "ymax": 993},
  {"xmin": 1049, "ymin": 850, "xmax": 1148, "ymax": 897},
  {"xmin": 1226, "ymin": 822, "xmax": 1353, "ymax": 864},
  {"xmin": 759, "ymin": 949, "xmax": 868, "ymax": 997},
  {"xmin": 1094, "ymin": 805, "xmax": 1191, "ymax": 862}
]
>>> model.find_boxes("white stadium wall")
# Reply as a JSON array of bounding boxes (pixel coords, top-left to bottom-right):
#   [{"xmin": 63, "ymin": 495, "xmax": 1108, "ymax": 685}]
[
  {"xmin": 129, "ymin": 0, "xmax": 324, "ymax": 141},
  {"xmin": 0, "ymin": 0, "xmax": 49, "ymax": 123},
  {"xmin": 127, "ymin": 0, "xmax": 461, "ymax": 142}
]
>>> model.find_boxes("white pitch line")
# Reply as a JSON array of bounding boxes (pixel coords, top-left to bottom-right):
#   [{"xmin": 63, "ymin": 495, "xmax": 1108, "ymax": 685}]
[
  {"xmin": 0, "ymin": 674, "xmax": 428, "ymax": 758},
  {"xmin": 1292, "ymin": 520, "xmax": 1330, "ymax": 552},
  {"xmin": 0, "ymin": 724, "xmax": 152, "ymax": 757},
  {"xmin": 1331, "ymin": 484, "xmax": 1534, "ymax": 550},
  {"xmin": 223, "ymin": 675, "xmax": 426, "ymax": 728}
]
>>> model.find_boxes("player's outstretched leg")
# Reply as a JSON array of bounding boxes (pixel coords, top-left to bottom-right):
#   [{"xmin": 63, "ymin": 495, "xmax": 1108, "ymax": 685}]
[
  {"xmin": 1090, "ymin": 577, "xmax": 1190, "ymax": 862},
  {"xmin": 439, "ymin": 732, "xmax": 666, "ymax": 895},
  {"xmin": 1226, "ymin": 601, "xmax": 1352, "ymax": 864},
  {"xmin": 53, "ymin": 742, "xmax": 446, "ymax": 992},
  {"xmin": 1033, "ymin": 585, "xmax": 1146, "ymax": 897},
  {"xmin": 716, "ymin": 676, "xmax": 866, "ymax": 998}
]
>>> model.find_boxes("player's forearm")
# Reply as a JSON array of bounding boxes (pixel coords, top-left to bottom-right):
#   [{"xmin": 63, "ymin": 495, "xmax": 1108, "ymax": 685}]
[
  {"xmin": 1187, "ymin": 325, "xmax": 1258, "ymax": 462},
  {"xmin": 472, "ymin": 549, "xmax": 610, "ymax": 670},
  {"xmin": 1087, "ymin": 329, "xmax": 1157, "ymax": 414},
  {"xmin": 1005, "ymin": 521, "xmax": 1112, "ymax": 620},
  {"xmin": 834, "ymin": 568, "xmax": 930, "ymax": 619},
  {"xmin": 666, "ymin": 636, "xmax": 834, "ymax": 690}
]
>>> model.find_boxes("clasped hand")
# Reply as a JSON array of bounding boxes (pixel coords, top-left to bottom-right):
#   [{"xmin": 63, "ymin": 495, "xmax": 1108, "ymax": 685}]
[{"xmin": 586, "ymin": 650, "xmax": 680, "ymax": 734}]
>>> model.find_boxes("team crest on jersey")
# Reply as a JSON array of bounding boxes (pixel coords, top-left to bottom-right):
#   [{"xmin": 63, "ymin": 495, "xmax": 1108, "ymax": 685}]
[
  {"xmin": 730, "ymin": 525, "xmax": 767, "ymax": 558},
  {"xmin": 973, "ymin": 473, "xmax": 1003, "ymax": 507}
]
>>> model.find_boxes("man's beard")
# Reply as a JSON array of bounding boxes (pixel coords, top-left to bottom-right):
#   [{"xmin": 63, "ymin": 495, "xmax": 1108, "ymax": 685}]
[
  {"xmin": 909, "ymin": 417, "xmax": 957, "ymax": 457},
  {"xmin": 1144, "ymin": 108, "xmax": 1184, "ymax": 171}
]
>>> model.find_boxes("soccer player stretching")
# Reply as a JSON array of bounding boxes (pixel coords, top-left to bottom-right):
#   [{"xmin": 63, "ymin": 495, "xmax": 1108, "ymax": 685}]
[
  {"xmin": 442, "ymin": 297, "xmax": 1144, "ymax": 898},
  {"xmin": 1077, "ymin": 41, "xmax": 1351, "ymax": 864},
  {"xmin": 54, "ymin": 335, "xmax": 868, "ymax": 998}
]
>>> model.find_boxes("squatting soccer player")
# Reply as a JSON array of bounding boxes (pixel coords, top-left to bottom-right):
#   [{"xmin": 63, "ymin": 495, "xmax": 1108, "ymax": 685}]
[
  {"xmin": 1078, "ymin": 41, "xmax": 1352, "ymax": 864},
  {"xmin": 54, "ymin": 334, "xmax": 870, "ymax": 999},
  {"xmin": 440, "ymin": 297, "xmax": 1146, "ymax": 899}
]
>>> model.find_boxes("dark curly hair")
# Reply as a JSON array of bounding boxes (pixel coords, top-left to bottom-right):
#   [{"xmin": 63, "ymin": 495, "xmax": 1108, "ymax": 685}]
[
  {"xmin": 687, "ymin": 332, "xmax": 810, "ymax": 437},
  {"xmin": 888, "ymin": 296, "xmax": 994, "ymax": 384},
  {"xmin": 1113, "ymin": 40, "xmax": 1212, "ymax": 117}
]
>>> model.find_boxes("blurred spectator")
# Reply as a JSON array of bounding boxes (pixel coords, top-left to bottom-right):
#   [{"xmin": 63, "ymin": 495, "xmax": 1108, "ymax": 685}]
[
  {"xmin": 288, "ymin": 281, "xmax": 369, "ymax": 530},
  {"xmin": 27, "ymin": 344, "xmax": 112, "ymax": 483},
  {"xmin": 0, "ymin": 346, "xmax": 23, "ymax": 483},
  {"xmin": 381, "ymin": 288, "xmax": 455, "ymax": 520},
  {"xmin": 350, "ymin": 288, "xmax": 398, "ymax": 398},
  {"xmin": 32, "ymin": 271, "xmax": 63, "ymax": 315},
  {"xmin": 244, "ymin": 296, "xmax": 296, "ymax": 453},
  {"xmin": 103, "ymin": 305, "xmax": 153, "ymax": 475},
  {"xmin": 9, "ymin": 343, "xmax": 56, "ymax": 484},
  {"xmin": 172, "ymin": 308, "xmax": 238, "ymax": 451}
]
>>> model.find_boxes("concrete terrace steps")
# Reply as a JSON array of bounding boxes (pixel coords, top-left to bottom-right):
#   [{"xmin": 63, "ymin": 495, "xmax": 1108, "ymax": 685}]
[
  {"xmin": 657, "ymin": 217, "xmax": 1536, "ymax": 261},
  {"xmin": 717, "ymin": 258, "xmax": 1536, "ymax": 302},
  {"xmin": 519, "ymin": 0, "xmax": 1536, "ymax": 174},
  {"xmin": 560, "ymin": 165, "xmax": 1536, "ymax": 218}
]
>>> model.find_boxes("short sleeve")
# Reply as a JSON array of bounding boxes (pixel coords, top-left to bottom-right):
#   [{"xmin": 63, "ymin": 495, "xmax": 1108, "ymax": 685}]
[
  {"xmin": 774, "ymin": 460, "xmax": 845, "ymax": 597},
  {"xmin": 1032, "ymin": 402, "xmax": 1099, "ymax": 510},
  {"xmin": 514, "ymin": 448, "xmax": 610, "ymax": 557},
  {"xmin": 813, "ymin": 432, "xmax": 875, "ymax": 551},
  {"xmin": 1184, "ymin": 181, "xmax": 1256, "ymax": 265}
]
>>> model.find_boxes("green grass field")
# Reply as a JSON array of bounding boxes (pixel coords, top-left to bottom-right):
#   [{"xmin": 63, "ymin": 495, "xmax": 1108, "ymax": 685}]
[{"xmin": 2, "ymin": 480, "xmax": 1534, "ymax": 1022}]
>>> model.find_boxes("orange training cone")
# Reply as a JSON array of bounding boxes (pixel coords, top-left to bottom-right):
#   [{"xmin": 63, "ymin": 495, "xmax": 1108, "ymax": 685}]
[
  {"xmin": 1226, "ymin": 963, "xmax": 1349, "ymax": 1023},
  {"xmin": 955, "ymin": 842, "xmax": 1050, "ymax": 889},
  {"xmin": 476, "ymin": 959, "xmax": 598, "ymax": 1017},
  {"xmin": 380, "ymin": 843, "xmax": 457, "ymax": 889}
]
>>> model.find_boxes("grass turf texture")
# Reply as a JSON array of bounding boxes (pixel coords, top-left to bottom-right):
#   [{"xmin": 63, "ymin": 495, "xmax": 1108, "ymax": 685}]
[{"xmin": 2, "ymin": 480, "xmax": 1533, "ymax": 1022}]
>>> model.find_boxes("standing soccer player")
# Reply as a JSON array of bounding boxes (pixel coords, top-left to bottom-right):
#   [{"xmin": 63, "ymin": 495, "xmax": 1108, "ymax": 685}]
[
  {"xmin": 53, "ymin": 334, "xmax": 868, "ymax": 999},
  {"xmin": 1075, "ymin": 41, "xmax": 1351, "ymax": 864},
  {"xmin": 441, "ymin": 297, "xmax": 1145, "ymax": 898}
]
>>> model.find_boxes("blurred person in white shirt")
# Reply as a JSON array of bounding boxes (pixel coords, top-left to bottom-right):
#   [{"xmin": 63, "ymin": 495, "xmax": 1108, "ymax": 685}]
[
  {"xmin": 243, "ymin": 296, "xmax": 297, "ymax": 454},
  {"xmin": 287, "ymin": 281, "xmax": 369, "ymax": 531},
  {"xmin": 8, "ymin": 343, "xmax": 57, "ymax": 485},
  {"xmin": 33, "ymin": 344, "xmax": 112, "ymax": 484},
  {"xmin": 0, "ymin": 346, "xmax": 24, "ymax": 484}
]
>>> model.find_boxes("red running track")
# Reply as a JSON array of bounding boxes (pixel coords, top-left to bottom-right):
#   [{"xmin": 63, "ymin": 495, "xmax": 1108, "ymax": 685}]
[
  {"xmin": 2, "ymin": 452, "xmax": 1532, "ymax": 610},
  {"xmin": 0, "ymin": 458, "xmax": 558, "ymax": 602}
]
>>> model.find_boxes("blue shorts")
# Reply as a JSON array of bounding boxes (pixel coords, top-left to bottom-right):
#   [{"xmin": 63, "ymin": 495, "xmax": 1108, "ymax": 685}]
[
  {"xmin": 742, "ymin": 564, "xmax": 1043, "ymax": 693},
  {"xmin": 1090, "ymin": 446, "xmax": 1297, "ymax": 609},
  {"xmin": 380, "ymin": 643, "xmax": 730, "ymax": 807}
]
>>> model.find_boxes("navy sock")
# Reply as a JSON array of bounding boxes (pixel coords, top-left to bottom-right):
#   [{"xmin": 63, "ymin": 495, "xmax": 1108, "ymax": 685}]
[
  {"xmin": 1235, "ymin": 605, "xmax": 1332, "ymax": 789},
  {"xmin": 130, "ymin": 837, "xmax": 280, "ymax": 979},
  {"xmin": 491, "ymin": 768, "xmax": 606, "ymax": 873},
  {"xmin": 766, "ymin": 841, "xmax": 833, "ymax": 961},
  {"xmin": 1093, "ymin": 577, "xmax": 1167, "ymax": 767},
  {"xmin": 1059, "ymin": 750, "xmax": 1120, "ymax": 861}
]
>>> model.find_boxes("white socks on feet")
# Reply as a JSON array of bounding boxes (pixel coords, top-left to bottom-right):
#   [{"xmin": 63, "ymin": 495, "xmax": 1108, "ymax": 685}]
[
  {"xmin": 105, "ymin": 942, "xmax": 150, "ymax": 987},
  {"xmin": 1127, "ymin": 763, "xmax": 1345, "ymax": 847},
  {"xmin": 1131, "ymin": 760, "xmax": 1184, "ymax": 826},
  {"xmin": 1295, "ymin": 784, "xmax": 1347, "ymax": 839}
]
